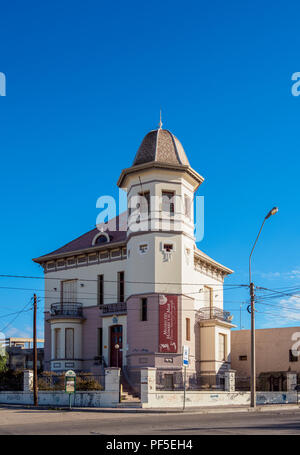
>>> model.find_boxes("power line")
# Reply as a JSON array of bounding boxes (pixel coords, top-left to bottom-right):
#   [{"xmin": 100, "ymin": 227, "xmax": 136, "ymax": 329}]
[
  {"xmin": 256, "ymin": 300, "xmax": 300, "ymax": 312},
  {"xmin": 256, "ymin": 308, "xmax": 300, "ymax": 323},
  {"xmin": 0, "ymin": 284, "xmax": 247, "ymax": 296},
  {"xmin": 0, "ymin": 298, "xmax": 34, "ymax": 333},
  {"xmin": 0, "ymin": 308, "xmax": 33, "ymax": 320},
  {"xmin": 0, "ymin": 273, "xmax": 247, "ymax": 287}
]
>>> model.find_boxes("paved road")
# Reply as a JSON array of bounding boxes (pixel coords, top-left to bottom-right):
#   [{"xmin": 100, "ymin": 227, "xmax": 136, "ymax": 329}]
[{"xmin": 1, "ymin": 407, "xmax": 300, "ymax": 435}]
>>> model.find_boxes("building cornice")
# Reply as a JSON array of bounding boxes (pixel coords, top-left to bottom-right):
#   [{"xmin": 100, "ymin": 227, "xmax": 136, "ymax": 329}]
[
  {"xmin": 117, "ymin": 161, "xmax": 204, "ymax": 190},
  {"xmin": 194, "ymin": 248, "xmax": 233, "ymax": 276}
]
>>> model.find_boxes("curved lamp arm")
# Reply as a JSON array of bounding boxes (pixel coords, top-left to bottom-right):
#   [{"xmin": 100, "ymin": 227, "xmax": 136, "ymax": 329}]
[{"xmin": 249, "ymin": 207, "xmax": 278, "ymax": 284}]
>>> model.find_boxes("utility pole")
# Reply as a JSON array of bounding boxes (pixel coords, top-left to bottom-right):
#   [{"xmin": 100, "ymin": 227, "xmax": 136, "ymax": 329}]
[
  {"xmin": 248, "ymin": 206, "xmax": 278, "ymax": 408},
  {"xmin": 33, "ymin": 294, "xmax": 38, "ymax": 407},
  {"xmin": 250, "ymin": 283, "xmax": 255, "ymax": 408}
]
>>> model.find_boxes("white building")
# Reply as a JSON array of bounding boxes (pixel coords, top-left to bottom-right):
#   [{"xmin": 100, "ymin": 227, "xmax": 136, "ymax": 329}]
[{"xmin": 33, "ymin": 123, "xmax": 234, "ymax": 389}]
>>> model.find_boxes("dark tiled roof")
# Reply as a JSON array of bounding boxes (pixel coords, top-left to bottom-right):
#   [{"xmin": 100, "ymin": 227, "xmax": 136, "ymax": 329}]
[
  {"xmin": 133, "ymin": 129, "xmax": 189, "ymax": 166},
  {"xmin": 33, "ymin": 213, "xmax": 127, "ymax": 262}
]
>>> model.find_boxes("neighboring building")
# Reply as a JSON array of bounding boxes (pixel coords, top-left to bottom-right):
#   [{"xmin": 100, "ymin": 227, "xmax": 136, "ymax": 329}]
[
  {"xmin": 3, "ymin": 337, "xmax": 44, "ymax": 349},
  {"xmin": 231, "ymin": 327, "xmax": 300, "ymax": 390},
  {"xmin": 33, "ymin": 124, "xmax": 234, "ymax": 388},
  {"xmin": 2, "ymin": 338, "xmax": 44, "ymax": 371}
]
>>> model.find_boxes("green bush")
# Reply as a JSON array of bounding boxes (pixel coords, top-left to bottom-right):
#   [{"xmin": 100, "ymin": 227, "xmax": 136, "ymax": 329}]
[
  {"xmin": 0, "ymin": 355, "xmax": 7, "ymax": 373},
  {"xmin": 76, "ymin": 376, "xmax": 103, "ymax": 391}
]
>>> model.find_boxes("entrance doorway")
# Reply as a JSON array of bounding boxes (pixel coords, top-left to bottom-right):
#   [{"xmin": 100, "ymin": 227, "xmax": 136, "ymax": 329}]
[{"xmin": 110, "ymin": 325, "xmax": 123, "ymax": 368}]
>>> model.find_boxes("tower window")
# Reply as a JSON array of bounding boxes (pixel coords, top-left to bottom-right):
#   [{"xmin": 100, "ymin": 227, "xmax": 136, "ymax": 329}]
[
  {"xmin": 162, "ymin": 191, "xmax": 175, "ymax": 215},
  {"xmin": 139, "ymin": 244, "xmax": 148, "ymax": 254},
  {"xmin": 138, "ymin": 191, "xmax": 150, "ymax": 215},
  {"xmin": 184, "ymin": 195, "xmax": 191, "ymax": 219}
]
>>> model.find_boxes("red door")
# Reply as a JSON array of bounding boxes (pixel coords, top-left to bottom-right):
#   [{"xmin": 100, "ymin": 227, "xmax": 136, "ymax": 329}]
[{"xmin": 110, "ymin": 325, "xmax": 123, "ymax": 368}]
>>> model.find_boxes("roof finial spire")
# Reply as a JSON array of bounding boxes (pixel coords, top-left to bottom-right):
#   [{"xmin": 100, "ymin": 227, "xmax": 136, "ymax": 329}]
[{"xmin": 158, "ymin": 109, "xmax": 163, "ymax": 129}]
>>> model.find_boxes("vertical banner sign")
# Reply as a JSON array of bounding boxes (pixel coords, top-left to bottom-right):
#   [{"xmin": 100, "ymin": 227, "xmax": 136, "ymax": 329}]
[
  {"xmin": 183, "ymin": 345, "xmax": 189, "ymax": 366},
  {"xmin": 159, "ymin": 295, "xmax": 178, "ymax": 353}
]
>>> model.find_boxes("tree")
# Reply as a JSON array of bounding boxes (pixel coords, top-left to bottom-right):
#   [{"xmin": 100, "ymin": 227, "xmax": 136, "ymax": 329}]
[{"xmin": 0, "ymin": 355, "xmax": 7, "ymax": 373}]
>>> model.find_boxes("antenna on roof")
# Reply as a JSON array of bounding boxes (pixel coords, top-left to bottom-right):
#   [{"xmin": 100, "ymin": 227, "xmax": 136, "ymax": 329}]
[
  {"xmin": 138, "ymin": 176, "xmax": 144, "ymax": 195},
  {"xmin": 158, "ymin": 109, "xmax": 163, "ymax": 129}
]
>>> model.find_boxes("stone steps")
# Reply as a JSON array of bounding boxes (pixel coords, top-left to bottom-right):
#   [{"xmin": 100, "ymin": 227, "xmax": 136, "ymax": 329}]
[
  {"xmin": 116, "ymin": 402, "xmax": 142, "ymax": 408},
  {"xmin": 121, "ymin": 392, "xmax": 141, "ymax": 403}
]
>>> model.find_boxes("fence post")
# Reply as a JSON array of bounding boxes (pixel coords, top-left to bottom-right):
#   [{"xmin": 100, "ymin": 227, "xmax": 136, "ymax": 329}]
[
  {"xmin": 23, "ymin": 370, "xmax": 33, "ymax": 392},
  {"xmin": 104, "ymin": 368, "xmax": 121, "ymax": 403},
  {"xmin": 286, "ymin": 371, "xmax": 297, "ymax": 391},
  {"xmin": 224, "ymin": 370, "xmax": 236, "ymax": 392},
  {"xmin": 141, "ymin": 368, "xmax": 156, "ymax": 406}
]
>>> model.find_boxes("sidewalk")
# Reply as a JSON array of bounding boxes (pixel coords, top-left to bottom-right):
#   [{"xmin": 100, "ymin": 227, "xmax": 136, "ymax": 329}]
[{"xmin": 1, "ymin": 402, "xmax": 300, "ymax": 414}]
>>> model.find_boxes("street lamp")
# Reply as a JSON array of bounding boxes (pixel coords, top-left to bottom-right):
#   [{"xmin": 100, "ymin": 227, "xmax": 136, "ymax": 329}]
[{"xmin": 249, "ymin": 206, "xmax": 278, "ymax": 408}]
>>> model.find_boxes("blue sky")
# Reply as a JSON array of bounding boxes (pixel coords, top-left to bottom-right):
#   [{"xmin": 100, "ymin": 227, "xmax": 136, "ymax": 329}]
[{"xmin": 0, "ymin": 0, "xmax": 299, "ymax": 339}]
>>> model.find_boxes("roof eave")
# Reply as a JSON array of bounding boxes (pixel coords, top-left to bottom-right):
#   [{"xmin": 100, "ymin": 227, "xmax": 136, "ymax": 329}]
[
  {"xmin": 194, "ymin": 249, "xmax": 234, "ymax": 275},
  {"xmin": 117, "ymin": 162, "xmax": 204, "ymax": 189},
  {"xmin": 32, "ymin": 240, "xmax": 127, "ymax": 264}
]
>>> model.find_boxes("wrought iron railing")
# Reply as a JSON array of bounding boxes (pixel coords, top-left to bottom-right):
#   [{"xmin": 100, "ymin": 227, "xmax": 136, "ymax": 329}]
[
  {"xmin": 50, "ymin": 302, "xmax": 83, "ymax": 317},
  {"xmin": 196, "ymin": 306, "xmax": 232, "ymax": 323},
  {"xmin": 99, "ymin": 302, "xmax": 127, "ymax": 314}
]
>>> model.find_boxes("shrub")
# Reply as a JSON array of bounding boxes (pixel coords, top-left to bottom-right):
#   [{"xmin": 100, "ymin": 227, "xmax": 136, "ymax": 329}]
[{"xmin": 76, "ymin": 376, "xmax": 103, "ymax": 391}]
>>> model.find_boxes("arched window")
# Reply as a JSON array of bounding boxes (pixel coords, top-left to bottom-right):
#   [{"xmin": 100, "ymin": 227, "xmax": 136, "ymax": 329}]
[
  {"xmin": 96, "ymin": 235, "xmax": 108, "ymax": 244},
  {"xmin": 92, "ymin": 232, "xmax": 110, "ymax": 246}
]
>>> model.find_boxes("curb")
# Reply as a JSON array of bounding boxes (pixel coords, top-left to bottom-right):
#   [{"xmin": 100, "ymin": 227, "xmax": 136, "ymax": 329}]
[{"xmin": 0, "ymin": 403, "xmax": 299, "ymax": 415}]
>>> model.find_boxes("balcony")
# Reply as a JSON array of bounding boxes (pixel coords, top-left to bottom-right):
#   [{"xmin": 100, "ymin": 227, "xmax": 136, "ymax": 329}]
[
  {"xmin": 196, "ymin": 306, "xmax": 233, "ymax": 323},
  {"xmin": 99, "ymin": 302, "xmax": 127, "ymax": 316},
  {"xmin": 50, "ymin": 302, "xmax": 83, "ymax": 319}
]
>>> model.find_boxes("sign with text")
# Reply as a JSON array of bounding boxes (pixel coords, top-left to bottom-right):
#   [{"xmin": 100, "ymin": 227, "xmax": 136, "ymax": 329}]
[
  {"xmin": 65, "ymin": 370, "xmax": 76, "ymax": 394},
  {"xmin": 159, "ymin": 294, "xmax": 178, "ymax": 353},
  {"xmin": 183, "ymin": 345, "xmax": 189, "ymax": 366}
]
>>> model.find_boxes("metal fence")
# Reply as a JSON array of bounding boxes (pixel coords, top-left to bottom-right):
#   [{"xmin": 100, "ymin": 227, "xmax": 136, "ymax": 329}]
[
  {"xmin": 38, "ymin": 372, "xmax": 105, "ymax": 391},
  {"xmin": 235, "ymin": 375, "xmax": 292, "ymax": 392},
  {"xmin": 156, "ymin": 370, "xmax": 226, "ymax": 391}
]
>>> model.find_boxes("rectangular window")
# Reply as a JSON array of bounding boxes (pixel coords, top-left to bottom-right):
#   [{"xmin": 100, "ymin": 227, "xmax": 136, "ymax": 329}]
[
  {"xmin": 138, "ymin": 191, "xmax": 150, "ymax": 215},
  {"xmin": 184, "ymin": 195, "xmax": 191, "ymax": 219},
  {"xmin": 218, "ymin": 333, "xmax": 226, "ymax": 361},
  {"xmin": 54, "ymin": 328, "xmax": 61, "ymax": 359},
  {"xmin": 65, "ymin": 328, "xmax": 74, "ymax": 360},
  {"xmin": 61, "ymin": 279, "xmax": 77, "ymax": 303},
  {"xmin": 118, "ymin": 271, "xmax": 125, "ymax": 303},
  {"xmin": 97, "ymin": 328, "xmax": 103, "ymax": 357},
  {"xmin": 139, "ymin": 244, "xmax": 149, "ymax": 254},
  {"xmin": 98, "ymin": 275, "xmax": 104, "ymax": 306},
  {"xmin": 141, "ymin": 298, "xmax": 147, "ymax": 321},
  {"xmin": 163, "ymin": 243, "xmax": 173, "ymax": 252},
  {"xmin": 186, "ymin": 318, "xmax": 190, "ymax": 341},
  {"xmin": 239, "ymin": 355, "xmax": 247, "ymax": 361},
  {"xmin": 162, "ymin": 191, "xmax": 175, "ymax": 215},
  {"xmin": 289, "ymin": 349, "xmax": 299, "ymax": 362},
  {"xmin": 204, "ymin": 286, "xmax": 213, "ymax": 317}
]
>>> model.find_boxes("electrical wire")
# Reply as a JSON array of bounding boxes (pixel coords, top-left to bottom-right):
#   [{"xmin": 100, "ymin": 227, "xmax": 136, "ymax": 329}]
[
  {"xmin": 0, "ymin": 273, "xmax": 247, "ymax": 287},
  {"xmin": 0, "ymin": 298, "xmax": 34, "ymax": 333}
]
